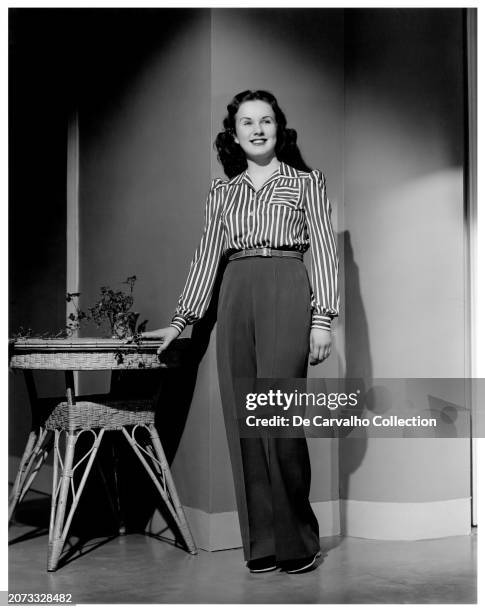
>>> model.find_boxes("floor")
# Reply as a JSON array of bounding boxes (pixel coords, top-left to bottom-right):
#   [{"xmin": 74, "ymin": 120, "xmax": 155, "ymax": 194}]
[{"xmin": 8, "ymin": 493, "xmax": 477, "ymax": 605}]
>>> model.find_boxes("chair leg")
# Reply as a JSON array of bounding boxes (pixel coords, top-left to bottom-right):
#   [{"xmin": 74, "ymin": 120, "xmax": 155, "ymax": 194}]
[
  {"xmin": 18, "ymin": 429, "xmax": 53, "ymax": 506},
  {"xmin": 9, "ymin": 427, "xmax": 52, "ymax": 522},
  {"xmin": 147, "ymin": 425, "xmax": 197, "ymax": 554},
  {"xmin": 47, "ymin": 428, "xmax": 104, "ymax": 571},
  {"xmin": 121, "ymin": 425, "xmax": 197, "ymax": 554},
  {"xmin": 49, "ymin": 430, "xmax": 61, "ymax": 548},
  {"xmin": 9, "ymin": 431, "xmax": 38, "ymax": 521}
]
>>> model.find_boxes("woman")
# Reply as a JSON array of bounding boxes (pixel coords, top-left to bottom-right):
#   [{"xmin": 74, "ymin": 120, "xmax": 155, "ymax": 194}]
[{"xmin": 141, "ymin": 90, "xmax": 339, "ymax": 574}]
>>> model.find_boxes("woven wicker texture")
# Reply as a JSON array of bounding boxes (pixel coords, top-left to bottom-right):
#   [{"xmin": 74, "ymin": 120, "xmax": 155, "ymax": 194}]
[
  {"xmin": 45, "ymin": 398, "xmax": 155, "ymax": 430},
  {"xmin": 10, "ymin": 351, "xmax": 165, "ymax": 370}
]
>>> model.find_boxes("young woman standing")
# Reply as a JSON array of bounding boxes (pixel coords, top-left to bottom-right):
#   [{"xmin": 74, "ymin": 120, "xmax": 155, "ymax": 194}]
[{"xmin": 140, "ymin": 90, "xmax": 339, "ymax": 574}]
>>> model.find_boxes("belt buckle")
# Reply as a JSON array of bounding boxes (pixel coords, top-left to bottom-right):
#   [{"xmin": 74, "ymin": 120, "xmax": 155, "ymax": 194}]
[{"xmin": 260, "ymin": 247, "xmax": 272, "ymax": 257}]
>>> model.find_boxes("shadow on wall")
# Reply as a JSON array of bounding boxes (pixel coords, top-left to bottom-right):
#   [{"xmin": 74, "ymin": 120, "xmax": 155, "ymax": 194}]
[
  {"xmin": 339, "ymin": 229, "xmax": 372, "ymax": 534},
  {"xmin": 93, "ymin": 262, "xmax": 226, "ymax": 539}
]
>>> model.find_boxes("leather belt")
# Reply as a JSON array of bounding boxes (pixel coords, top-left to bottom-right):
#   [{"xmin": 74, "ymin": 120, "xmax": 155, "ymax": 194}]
[{"xmin": 228, "ymin": 248, "xmax": 303, "ymax": 261}]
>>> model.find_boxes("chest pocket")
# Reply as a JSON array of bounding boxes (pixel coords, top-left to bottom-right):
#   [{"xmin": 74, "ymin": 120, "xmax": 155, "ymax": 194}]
[{"xmin": 271, "ymin": 184, "xmax": 302, "ymax": 209}]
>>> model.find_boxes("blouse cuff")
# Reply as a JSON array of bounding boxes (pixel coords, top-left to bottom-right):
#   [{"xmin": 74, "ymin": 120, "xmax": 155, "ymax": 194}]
[
  {"xmin": 311, "ymin": 313, "xmax": 333, "ymax": 332},
  {"xmin": 170, "ymin": 314, "xmax": 188, "ymax": 335}
]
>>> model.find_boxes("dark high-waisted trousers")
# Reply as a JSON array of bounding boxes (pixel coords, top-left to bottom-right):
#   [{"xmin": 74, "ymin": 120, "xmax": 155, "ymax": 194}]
[{"xmin": 216, "ymin": 256, "xmax": 320, "ymax": 563}]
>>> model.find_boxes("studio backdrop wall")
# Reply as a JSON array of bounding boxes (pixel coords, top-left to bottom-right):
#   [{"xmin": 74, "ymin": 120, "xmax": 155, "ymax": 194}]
[{"xmin": 9, "ymin": 7, "xmax": 471, "ymax": 550}]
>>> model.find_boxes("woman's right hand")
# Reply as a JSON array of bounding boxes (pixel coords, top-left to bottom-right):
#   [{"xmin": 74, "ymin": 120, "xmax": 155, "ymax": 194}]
[{"xmin": 138, "ymin": 327, "xmax": 180, "ymax": 355}]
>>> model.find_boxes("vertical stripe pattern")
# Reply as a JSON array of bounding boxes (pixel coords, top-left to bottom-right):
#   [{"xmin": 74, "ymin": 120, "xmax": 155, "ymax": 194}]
[{"xmin": 171, "ymin": 161, "xmax": 339, "ymax": 333}]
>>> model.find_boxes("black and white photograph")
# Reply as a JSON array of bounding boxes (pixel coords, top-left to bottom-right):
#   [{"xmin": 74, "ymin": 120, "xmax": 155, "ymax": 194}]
[{"xmin": 6, "ymin": 2, "xmax": 481, "ymax": 606}]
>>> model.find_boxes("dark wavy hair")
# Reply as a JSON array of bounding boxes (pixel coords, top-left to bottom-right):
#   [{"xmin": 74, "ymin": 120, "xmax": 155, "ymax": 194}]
[{"xmin": 214, "ymin": 90, "xmax": 312, "ymax": 178}]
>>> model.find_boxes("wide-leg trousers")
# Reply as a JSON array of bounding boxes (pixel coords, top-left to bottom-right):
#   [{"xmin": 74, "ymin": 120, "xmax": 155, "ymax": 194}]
[{"xmin": 216, "ymin": 256, "xmax": 320, "ymax": 563}]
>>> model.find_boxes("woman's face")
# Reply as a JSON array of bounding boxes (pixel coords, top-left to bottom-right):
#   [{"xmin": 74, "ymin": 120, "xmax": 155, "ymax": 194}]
[{"xmin": 233, "ymin": 100, "xmax": 278, "ymax": 162}]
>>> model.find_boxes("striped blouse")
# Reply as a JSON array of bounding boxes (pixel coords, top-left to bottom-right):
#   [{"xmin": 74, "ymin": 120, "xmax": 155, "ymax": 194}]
[{"xmin": 170, "ymin": 160, "xmax": 339, "ymax": 333}]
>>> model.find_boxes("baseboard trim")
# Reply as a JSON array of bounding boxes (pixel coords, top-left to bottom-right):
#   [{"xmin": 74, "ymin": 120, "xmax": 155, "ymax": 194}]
[
  {"xmin": 9, "ymin": 455, "xmax": 471, "ymax": 547},
  {"xmin": 148, "ymin": 500, "xmax": 341, "ymax": 552},
  {"xmin": 341, "ymin": 498, "xmax": 472, "ymax": 540}
]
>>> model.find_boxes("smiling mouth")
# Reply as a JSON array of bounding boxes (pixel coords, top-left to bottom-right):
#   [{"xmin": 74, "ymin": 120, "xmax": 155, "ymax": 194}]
[{"xmin": 250, "ymin": 139, "xmax": 267, "ymax": 144}]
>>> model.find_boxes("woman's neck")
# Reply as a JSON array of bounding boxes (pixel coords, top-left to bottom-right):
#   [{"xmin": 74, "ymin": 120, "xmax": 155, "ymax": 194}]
[{"xmin": 246, "ymin": 156, "xmax": 280, "ymax": 178}]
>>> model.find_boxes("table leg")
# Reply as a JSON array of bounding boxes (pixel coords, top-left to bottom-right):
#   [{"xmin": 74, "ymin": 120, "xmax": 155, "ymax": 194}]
[
  {"xmin": 47, "ymin": 371, "xmax": 102, "ymax": 571},
  {"xmin": 121, "ymin": 424, "xmax": 197, "ymax": 555},
  {"xmin": 9, "ymin": 371, "xmax": 52, "ymax": 522},
  {"xmin": 49, "ymin": 430, "xmax": 60, "ymax": 548},
  {"xmin": 9, "ymin": 430, "xmax": 39, "ymax": 521},
  {"xmin": 64, "ymin": 371, "xmax": 76, "ymax": 406},
  {"xmin": 14, "ymin": 428, "xmax": 53, "ymax": 507},
  {"xmin": 48, "ymin": 428, "xmax": 105, "ymax": 571},
  {"xmin": 48, "ymin": 430, "xmax": 77, "ymax": 571},
  {"xmin": 148, "ymin": 425, "xmax": 197, "ymax": 554}
]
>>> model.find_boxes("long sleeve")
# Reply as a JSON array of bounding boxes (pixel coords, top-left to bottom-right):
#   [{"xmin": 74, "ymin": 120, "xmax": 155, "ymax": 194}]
[
  {"xmin": 170, "ymin": 179, "xmax": 226, "ymax": 334},
  {"xmin": 304, "ymin": 169, "xmax": 340, "ymax": 331}
]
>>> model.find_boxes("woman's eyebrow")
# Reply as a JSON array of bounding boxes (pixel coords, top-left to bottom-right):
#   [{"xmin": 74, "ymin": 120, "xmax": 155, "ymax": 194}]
[{"xmin": 239, "ymin": 115, "xmax": 274, "ymax": 121}]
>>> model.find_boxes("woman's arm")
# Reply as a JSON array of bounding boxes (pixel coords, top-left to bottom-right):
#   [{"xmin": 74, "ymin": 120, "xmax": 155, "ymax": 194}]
[
  {"xmin": 169, "ymin": 178, "xmax": 226, "ymax": 334},
  {"xmin": 305, "ymin": 169, "xmax": 340, "ymax": 330}
]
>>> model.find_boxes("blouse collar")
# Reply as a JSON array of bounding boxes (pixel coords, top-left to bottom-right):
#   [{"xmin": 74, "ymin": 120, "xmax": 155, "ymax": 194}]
[{"xmin": 226, "ymin": 160, "xmax": 301, "ymax": 189}]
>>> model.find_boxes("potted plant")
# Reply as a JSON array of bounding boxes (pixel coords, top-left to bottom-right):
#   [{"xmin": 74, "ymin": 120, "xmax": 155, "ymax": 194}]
[
  {"xmin": 87, "ymin": 275, "xmax": 147, "ymax": 339},
  {"xmin": 14, "ymin": 276, "xmax": 147, "ymax": 342}
]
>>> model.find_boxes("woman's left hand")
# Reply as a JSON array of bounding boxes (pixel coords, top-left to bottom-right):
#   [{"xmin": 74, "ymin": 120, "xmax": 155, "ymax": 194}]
[{"xmin": 309, "ymin": 328, "xmax": 332, "ymax": 365}]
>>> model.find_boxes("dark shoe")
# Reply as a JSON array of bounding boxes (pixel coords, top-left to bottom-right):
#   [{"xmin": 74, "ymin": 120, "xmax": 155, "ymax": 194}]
[
  {"xmin": 281, "ymin": 551, "xmax": 322, "ymax": 574},
  {"xmin": 247, "ymin": 555, "xmax": 278, "ymax": 573}
]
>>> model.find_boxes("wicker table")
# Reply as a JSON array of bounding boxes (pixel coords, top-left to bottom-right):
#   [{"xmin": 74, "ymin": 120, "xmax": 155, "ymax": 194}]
[{"xmin": 9, "ymin": 337, "xmax": 197, "ymax": 571}]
